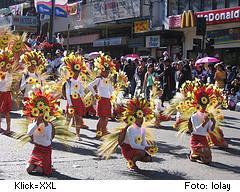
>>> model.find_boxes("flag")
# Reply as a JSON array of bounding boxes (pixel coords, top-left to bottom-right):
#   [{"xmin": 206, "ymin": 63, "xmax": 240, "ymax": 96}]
[
  {"xmin": 9, "ymin": 3, "xmax": 24, "ymax": 15},
  {"xmin": 55, "ymin": 0, "xmax": 68, "ymax": 17},
  {"xmin": 34, "ymin": 0, "xmax": 52, "ymax": 15}
]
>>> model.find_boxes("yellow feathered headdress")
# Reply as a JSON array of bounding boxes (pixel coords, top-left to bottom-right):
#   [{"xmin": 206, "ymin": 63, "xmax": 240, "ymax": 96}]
[
  {"xmin": 21, "ymin": 50, "xmax": 47, "ymax": 72},
  {"xmin": 64, "ymin": 53, "xmax": 87, "ymax": 78},
  {"xmin": 121, "ymin": 97, "xmax": 154, "ymax": 125},
  {"xmin": 94, "ymin": 52, "xmax": 116, "ymax": 73}
]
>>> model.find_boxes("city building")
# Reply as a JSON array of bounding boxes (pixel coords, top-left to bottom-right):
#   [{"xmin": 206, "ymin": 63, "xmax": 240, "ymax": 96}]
[
  {"xmin": 168, "ymin": 0, "xmax": 240, "ymax": 65},
  {"xmin": 0, "ymin": 0, "xmax": 38, "ymax": 33},
  {"xmin": 51, "ymin": 0, "xmax": 183, "ymax": 58}
]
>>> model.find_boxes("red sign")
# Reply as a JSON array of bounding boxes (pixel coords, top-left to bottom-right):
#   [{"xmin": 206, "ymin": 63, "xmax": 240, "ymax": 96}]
[
  {"xmin": 169, "ymin": 15, "xmax": 181, "ymax": 29},
  {"xmin": 169, "ymin": 6, "xmax": 240, "ymax": 29}
]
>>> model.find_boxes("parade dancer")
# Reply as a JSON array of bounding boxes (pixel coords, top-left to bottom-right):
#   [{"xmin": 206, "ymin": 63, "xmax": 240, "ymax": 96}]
[
  {"xmin": 88, "ymin": 52, "xmax": 115, "ymax": 138},
  {"xmin": 26, "ymin": 115, "xmax": 54, "ymax": 176},
  {"xmin": 64, "ymin": 53, "xmax": 88, "ymax": 141},
  {"xmin": 0, "ymin": 50, "xmax": 16, "ymax": 135},
  {"xmin": 0, "ymin": 63, "xmax": 13, "ymax": 134},
  {"xmin": 98, "ymin": 98, "xmax": 158, "ymax": 171},
  {"xmin": 188, "ymin": 98, "xmax": 216, "ymax": 164},
  {"xmin": 20, "ymin": 51, "xmax": 46, "ymax": 100},
  {"xmin": 20, "ymin": 88, "xmax": 74, "ymax": 176},
  {"xmin": 164, "ymin": 79, "xmax": 228, "ymax": 164}
]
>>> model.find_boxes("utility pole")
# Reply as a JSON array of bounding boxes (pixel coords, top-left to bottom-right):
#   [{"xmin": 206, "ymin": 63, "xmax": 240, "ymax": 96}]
[
  {"xmin": 49, "ymin": 0, "xmax": 55, "ymax": 43},
  {"xmin": 67, "ymin": 24, "xmax": 70, "ymax": 51}
]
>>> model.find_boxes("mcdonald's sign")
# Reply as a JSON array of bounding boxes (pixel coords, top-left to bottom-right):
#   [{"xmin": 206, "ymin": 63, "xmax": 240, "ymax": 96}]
[{"xmin": 181, "ymin": 10, "xmax": 196, "ymax": 28}]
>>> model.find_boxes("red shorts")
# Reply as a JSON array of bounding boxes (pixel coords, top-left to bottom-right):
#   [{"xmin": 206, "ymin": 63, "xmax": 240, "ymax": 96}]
[
  {"xmin": 28, "ymin": 144, "xmax": 52, "ymax": 176},
  {"xmin": 67, "ymin": 96, "xmax": 85, "ymax": 116},
  {"xmin": 96, "ymin": 97, "xmax": 111, "ymax": 117},
  {"xmin": 120, "ymin": 143, "xmax": 148, "ymax": 161},
  {"xmin": 0, "ymin": 91, "xmax": 12, "ymax": 113}
]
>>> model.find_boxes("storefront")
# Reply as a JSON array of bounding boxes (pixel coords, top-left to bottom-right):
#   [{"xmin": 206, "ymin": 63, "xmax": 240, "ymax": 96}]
[
  {"xmin": 63, "ymin": 33, "xmax": 100, "ymax": 53},
  {"xmin": 93, "ymin": 37, "xmax": 132, "ymax": 58},
  {"xmin": 169, "ymin": 6, "xmax": 240, "ymax": 65}
]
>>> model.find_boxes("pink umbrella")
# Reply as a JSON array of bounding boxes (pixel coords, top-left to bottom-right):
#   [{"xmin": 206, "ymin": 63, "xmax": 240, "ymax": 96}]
[
  {"xmin": 88, "ymin": 52, "xmax": 100, "ymax": 59},
  {"xmin": 125, "ymin": 54, "xmax": 140, "ymax": 61},
  {"xmin": 196, "ymin": 57, "xmax": 220, "ymax": 64}
]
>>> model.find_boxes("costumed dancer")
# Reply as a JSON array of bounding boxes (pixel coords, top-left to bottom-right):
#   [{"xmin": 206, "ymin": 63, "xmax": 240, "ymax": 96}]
[
  {"xmin": 164, "ymin": 79, "xmax": 228, "ymax": 164},
  {"xmin": 188, "ymin": 95, "xmax": 216, "ymax": 164},
  {"xmin": 0, "ymin": 50, "xmax": 14, "ymax": 134},
  {"xmin": 98, "ymin": 98, "xmax": 158, "ymax": 171},
  {"xmin": 20, "ymin": 50, "xmax": 46, "ymax": 100},
  {"xmin": 0, "ymin": 30, "xmax": 26, "ymax": 134},
  {"xmin": 88, "ymin": 52, "xmax": 115, "ymax": 138},
  {"xmin": 15, "ymin": 88, "xmax": 74, "ymax": 176},
  {"xmin": 64, "ymin": 53, "xmax": 88, "ymax": 141}
]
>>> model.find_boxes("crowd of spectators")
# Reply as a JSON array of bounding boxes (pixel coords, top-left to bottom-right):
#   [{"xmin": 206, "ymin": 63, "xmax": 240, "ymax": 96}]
[{"xmin": 118, "ymin": 53, "xmax": 240, "ymax": 111}]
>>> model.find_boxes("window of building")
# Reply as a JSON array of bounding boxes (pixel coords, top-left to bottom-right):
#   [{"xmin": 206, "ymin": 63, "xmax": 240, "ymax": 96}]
[
  {"xmin": 229, "ymin": 0, "xmax": 239, "ymax": 7},
  {"xmin": 215, "ymin": 0, "xmax": 225, "ymax": 9},
  {"xmin": 203, "ymin": 0, "xmax": 213, "ymax": 10},
  {"xmin": 179, "ymin": 0, "xmax": 189, "ymax": 13},
  {"xmin": 168, "ymin": 0, "xmax": 178, "ymax": 16},
  {"xmin": 189, "ymin": 0, "xmax": 202, "ymax": 12}
]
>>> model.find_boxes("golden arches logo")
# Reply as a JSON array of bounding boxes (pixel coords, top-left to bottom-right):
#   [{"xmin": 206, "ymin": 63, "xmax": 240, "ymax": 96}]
[{"xmin": 181, "ymin": 10, "xmax": 196, "ymax": 28}]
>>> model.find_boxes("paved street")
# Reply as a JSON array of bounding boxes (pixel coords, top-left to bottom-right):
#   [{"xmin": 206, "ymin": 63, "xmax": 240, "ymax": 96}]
[{"xmin": 0, "ymin": 110, "xmax": 239, "ymax": 180}]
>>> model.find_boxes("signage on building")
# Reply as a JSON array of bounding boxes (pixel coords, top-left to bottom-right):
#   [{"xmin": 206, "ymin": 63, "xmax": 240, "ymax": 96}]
[
  {"xmin": 207, "ymin": 27, "xmax": 240, "ymax": 45},
  {"xmin": 93, "ymin": 37, "xmax": 128, "ymax": 47},
  {"xmin": 64, "ymin": 34, "xmax": 100, "ymax": 45},
  {"xmin": 181, "ymin": 10, "xmax": 195, "ymax": 28},
  {"xmin": 0, "ymin": 16, "xmax": 12, "ymax": 28},
  {"xmin": 12, "ymin": 16, "xmax": 37, "ymax": 27},
  {"xmin": 14, "ymin": 26, "xmax": 37, "ymax": 32},
  {"xmin": 93, "ymin": 0, "xmax": 140, "ymax": 23},
  {"xmin": 134, "ymin": 20, "xmax": 149, "ymax": 33},
  {"xmin": 146, "ymin": 36, "xmax": 160, "ymax": 48},
  {"xmin": 197, "ymin": 6, "xmax": 240, "ymax": 25},
  {"xmin": 169, "ymin": 6, "xmax": 240, "ymax": 29}
]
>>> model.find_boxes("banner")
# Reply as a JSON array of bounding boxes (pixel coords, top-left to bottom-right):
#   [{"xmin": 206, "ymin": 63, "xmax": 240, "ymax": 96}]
[
  {"xmin": 34, "ymin": 0, "xmax": 52, "ymax": 15},
  {"xmin": 9, "ymin": 3, "xmax": 24, "ymax": 15},
  {"xmin": 93, "ymin": 0, "xmax": 141, "ymax": 23},
  {"xmin": 55, "ymin": 0, "xmax": 68, "ymax": 17}
]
